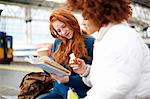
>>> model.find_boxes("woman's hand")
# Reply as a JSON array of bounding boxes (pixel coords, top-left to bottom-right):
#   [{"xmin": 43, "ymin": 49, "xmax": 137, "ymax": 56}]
[
  {"xmin": 50, "ymin": 73, "xmax": 69, "ymax": 84},
  {"xmin": 69, "ymin": 58, "xmax": 87, "ymax": 75}
]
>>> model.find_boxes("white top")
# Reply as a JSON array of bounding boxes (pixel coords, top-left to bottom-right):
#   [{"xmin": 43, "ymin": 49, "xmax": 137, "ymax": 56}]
[{"xmin": 83, "ymin": 22, "xmax": 150, "ymax": 99}]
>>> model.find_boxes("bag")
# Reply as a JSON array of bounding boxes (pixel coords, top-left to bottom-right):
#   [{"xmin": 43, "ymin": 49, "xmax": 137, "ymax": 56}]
[{"xmin": 18, "ymin": 72, "xmax": 54, "ymax": 99}]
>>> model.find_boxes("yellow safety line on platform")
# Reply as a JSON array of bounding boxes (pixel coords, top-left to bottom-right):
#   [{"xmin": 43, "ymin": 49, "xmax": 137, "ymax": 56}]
[{"xmin": 0, "ymin": 65, "xmax": 43, "ymax": 72}]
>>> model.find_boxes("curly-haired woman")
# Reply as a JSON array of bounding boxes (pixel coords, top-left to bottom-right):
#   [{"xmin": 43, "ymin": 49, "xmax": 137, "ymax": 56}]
[
  {"xmin": 68, "ymin": 0, "xmax": 150, "ymax": 98},
  {"xmin": 37, "ymin": 8, "xmax": 95, "ymax": 99}
]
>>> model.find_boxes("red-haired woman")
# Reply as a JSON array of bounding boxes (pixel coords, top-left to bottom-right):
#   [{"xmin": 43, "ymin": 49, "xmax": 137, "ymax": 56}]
[
  {"xmin": 68, "ymin": 0, "xmax": 150, "ymax": 98},
  {"xmin": 37, "ymin": 8, "xmax": 94, "ymax": 99}
]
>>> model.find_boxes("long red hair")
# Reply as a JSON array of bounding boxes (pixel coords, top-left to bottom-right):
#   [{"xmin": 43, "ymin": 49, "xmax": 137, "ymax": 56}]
[{"xmin": 49, "ymin": 8, "xmax": 90, "ymax": 66}]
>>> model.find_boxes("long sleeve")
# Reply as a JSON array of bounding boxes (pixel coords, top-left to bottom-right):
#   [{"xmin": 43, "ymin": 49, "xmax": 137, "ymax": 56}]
[
  {"xmin": 51, "ymin": 38, "xmax": 94, "ymax": 98},
  {"xmin": 65, "ymin": 38, "xmax": 94, "ymax": 97},
  {"xmin": 85, "ymin": 23, "xmax": 146, "ymax": 99},
  {"xmin": 65, "ymin": 73, "xmax": 91, "ymax": 97},
  {"xmin": 80, "ymin": 65, "xmax": 92, "ymax": 87}
]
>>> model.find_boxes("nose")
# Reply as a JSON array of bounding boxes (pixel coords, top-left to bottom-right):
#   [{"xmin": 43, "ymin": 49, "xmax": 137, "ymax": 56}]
[{"xmin": 61, "ymin": 29, "xmax": 67, "ymax": 35}]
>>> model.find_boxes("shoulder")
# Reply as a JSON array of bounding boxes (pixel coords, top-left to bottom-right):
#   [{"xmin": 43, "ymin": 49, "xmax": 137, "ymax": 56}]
[
  {"xmin": 54, "ymin": 39, "xmax": 61, "ymax": 45},
  {"xmin": 53, "ymin": 39, "xmax": 62, "ymax": 48},
  {"xmin": 84, "ymin": 37, "xmax": 95, "ymax": 44},
  {"xmin": 52, "ymin": 39, "xmax": 62, "ymax": 52},
  {"xmin": 108, "ymin": 23, "xmax": 134, "ymax": 37},
  {"xmin": 83, "ymin": 37, "xmax": 95, "ymax": 50}
]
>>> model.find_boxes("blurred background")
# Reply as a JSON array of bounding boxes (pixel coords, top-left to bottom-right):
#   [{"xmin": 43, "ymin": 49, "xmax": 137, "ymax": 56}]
[
  {"xmin": 0, "ymin": 0, "xmax": 150, "ymax": 99},
  {"xmin": 0, "ymin": 0, "xmax": 150, "ymax": 62}
]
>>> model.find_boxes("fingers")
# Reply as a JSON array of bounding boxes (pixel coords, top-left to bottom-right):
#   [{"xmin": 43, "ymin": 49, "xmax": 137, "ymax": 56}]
[
  {"xmin": 50, "ymin": 73, "xmax": 61, "ymax": 83},
  {"xmin": 70, "ymin": 64, "xmax": 79, "ymax": 70},
  {"xmin": 69, "ymin": 58, "xmax": 84, "ymax": 69},
  {"xmin": 50, "ymin": 73, "xmax": 69, "ymax": 83},
  {"xmin": 69, "ymin": 58, "xmax": 87, "ymax": 75},
  {"xmin": 69, "ymin": 58, "xmax": 81, "ymax": 65},
  {"xmin": 76, "ymin": 58, "xmax": 84, "ymax": 65},
  {"xmin": 50, "ymin": 73, "xmax": 57, "ymax": 79},
  {"xmin": 69, "ymin": 58, "xmax": 75, "ymax": 64}
]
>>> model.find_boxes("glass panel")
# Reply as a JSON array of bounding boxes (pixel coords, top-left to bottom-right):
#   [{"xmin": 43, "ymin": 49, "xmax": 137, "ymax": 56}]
[
  {"xmin": 4, "ymin": 18, "xmax": 26, "ymax": 48},
  {"xmin": 31, "ymin": 20, "xmax": 54, "ymax": 44},
  {"xmin": 1, "ymin": 5, "xmax": 25, "ymax": 18},
  {"xmin": 31, "ymin": 8, "xmax": 50, "ymax": 20}
]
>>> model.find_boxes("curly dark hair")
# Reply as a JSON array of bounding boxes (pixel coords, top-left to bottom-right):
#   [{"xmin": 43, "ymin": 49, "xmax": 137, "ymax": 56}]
[
  {"xmin": 67, "ymin": 0, "xmax": 132, "ymax": 27},
  {"xmin": 67, "ymin": 0, "xmax": 84, "ymax": 10}
]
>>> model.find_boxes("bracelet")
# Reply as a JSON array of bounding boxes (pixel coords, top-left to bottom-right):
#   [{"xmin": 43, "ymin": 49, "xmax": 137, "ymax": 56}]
[{"xmin": 80, "ymin": 65, "xmax": 90, "ymax": 77}]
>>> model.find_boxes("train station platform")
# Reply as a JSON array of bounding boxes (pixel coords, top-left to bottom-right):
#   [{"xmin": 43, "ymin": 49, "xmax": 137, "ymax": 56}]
[{"xmin": 0, "ymin": 62, "xmax": 42, "ymax": 99}]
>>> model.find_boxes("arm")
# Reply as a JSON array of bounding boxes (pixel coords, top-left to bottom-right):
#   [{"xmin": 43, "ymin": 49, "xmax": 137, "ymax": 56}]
[
  {"xmin": 65, "ymin": 73, "xmax": 91, "ymax": 98},
  {"xmin": 70, "ymin": 31, "xmax": 142, "ymax": 98},
  {"xmin": 69, "ymin": 58, "xmax": 92, "ymax": 88},
  {"xmin": 85, "ymin": 29, "xmax": 142, "ymax": 99},
  {"xmin": 86, "ymin": 48, "xmax": 139, "ymax": 99},
  {"xmin": 65, "ymin": 73, "xmax": 91, "ymax": 88},
  {"xmin": 66, "ymin": 37, "xmax": 94, "ymax": 88}
]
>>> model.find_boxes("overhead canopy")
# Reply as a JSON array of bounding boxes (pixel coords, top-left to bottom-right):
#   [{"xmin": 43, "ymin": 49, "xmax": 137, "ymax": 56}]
[
  {"xmin": 132, "ymin": 0, "xmax": 150, "ymax": 8},
  {"xmin": 0, "ymin": 0, "xmax": 150, "ymax": 8},
  {"xmin": 0, "ymin": 0, "xmax": 149, "ymax": 30}
]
